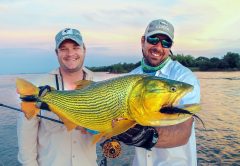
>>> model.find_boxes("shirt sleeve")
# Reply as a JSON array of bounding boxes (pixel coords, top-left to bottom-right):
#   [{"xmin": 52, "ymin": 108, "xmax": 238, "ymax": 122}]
[
  {"xmin": 17, "ymin": 111, "xmax": 39, "ymax": 166},
  {"xmin": 178, "ymin": 73, "xmax": 201, "ymax": 106}
]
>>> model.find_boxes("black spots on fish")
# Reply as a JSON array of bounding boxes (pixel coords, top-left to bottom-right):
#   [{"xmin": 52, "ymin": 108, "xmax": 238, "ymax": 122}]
[
  {"xmin": 160, "ymin": 107, "xmax": 193, "ymax": 115},
  {"xmin": 20, "ymin": 95, "xmax": 38, "ymax": 102}
]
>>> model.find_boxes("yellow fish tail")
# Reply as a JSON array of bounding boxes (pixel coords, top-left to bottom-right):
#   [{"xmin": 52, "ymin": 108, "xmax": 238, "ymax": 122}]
[
  {"xmin": 16, "ymin": 78, "xmax": 40, "ymax": 119},
  {"xmin": 21, "ymin": 102, "xmax": 40, "ymax": 119},
  {"xmin": 16, "ymin": 78, "xmax": 39, "ymax": 96}
]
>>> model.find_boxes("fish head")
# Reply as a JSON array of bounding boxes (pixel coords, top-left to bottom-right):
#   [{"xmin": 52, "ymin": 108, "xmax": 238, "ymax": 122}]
[{"xmin": 129, "ymin": 76, "xmax": 198, "ymax": 126}]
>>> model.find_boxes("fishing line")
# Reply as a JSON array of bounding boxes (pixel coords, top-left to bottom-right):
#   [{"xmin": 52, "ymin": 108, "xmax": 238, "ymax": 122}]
[
  {"xmin": 193, "ymin": 114, "xmax": 206, "ymax": 129},
  {"xmin": 0, "ymin": 102, "xmax": 113, "ymax": 166},
  {"xmin": 0, "ymin": 103, "xmax": 63, "ymax": 124}
]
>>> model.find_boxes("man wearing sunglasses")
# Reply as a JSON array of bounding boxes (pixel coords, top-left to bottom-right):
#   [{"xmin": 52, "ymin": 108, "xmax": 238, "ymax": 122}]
[{"xmin": 115, "ymin": 19, "xmax": 200, "ymax": 166}]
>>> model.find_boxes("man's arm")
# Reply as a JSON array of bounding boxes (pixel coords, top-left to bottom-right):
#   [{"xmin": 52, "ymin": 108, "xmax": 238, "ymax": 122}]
[
  {"xmin": 154, "ymin": 117, "xmax": 193, "ymax": 148},
  {"xmin": 113, "ymin": 117, "xmax": 193, "ymax": 150},
  {"xmin": 154, "ymin": 73, "xmax": 200, "ymax": 148},
  {"xmin": 115, "ymin": 72, "xmax": 200, "ymax": 150}
]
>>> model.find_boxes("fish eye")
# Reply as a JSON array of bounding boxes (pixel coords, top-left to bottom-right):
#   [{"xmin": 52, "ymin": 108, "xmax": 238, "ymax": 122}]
[{"xmin": 170, "ymin": 86, "xmax": 177, "ymax": 92}]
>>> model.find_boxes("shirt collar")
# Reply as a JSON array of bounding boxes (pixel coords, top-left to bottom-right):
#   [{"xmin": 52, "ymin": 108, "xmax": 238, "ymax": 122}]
[
  {"xmin": 156, "ymin": 58, "xmax": 173, "ymax": 77},
  {"xmin": 49, "ymin": 67, "xmax": 93, "ymax": 80}
]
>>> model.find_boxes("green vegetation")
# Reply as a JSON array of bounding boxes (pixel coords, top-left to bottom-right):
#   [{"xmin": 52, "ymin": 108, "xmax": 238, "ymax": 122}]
[
  {"xmin": 87, "ymin": 52, "xmax": 240, "ymax": 73},
  {"xmin": 171, "ymin": 52, "xmax": 240, "ymax": 71},
  {"xmin": 88, "ymin": 62, "xmax": 141, "ymax": 73}
]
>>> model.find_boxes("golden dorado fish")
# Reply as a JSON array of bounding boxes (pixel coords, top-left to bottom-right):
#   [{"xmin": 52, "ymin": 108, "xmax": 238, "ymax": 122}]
[{"xmin": 16, "ymin": 74, "xmax": 200, "ymax": 143}]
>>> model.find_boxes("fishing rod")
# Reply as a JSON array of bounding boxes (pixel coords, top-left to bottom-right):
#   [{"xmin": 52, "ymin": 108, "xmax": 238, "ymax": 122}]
[
  {"xmin": 0, "ymin": 103, "xmax": 63, "ymax": 124},
  {"xmin": 0, "ymin": 102, "xmax": 100, "ymax": 135},
  {"xmin": 0, "ymin": 103, "xmax": 118, "ymax": 166}
]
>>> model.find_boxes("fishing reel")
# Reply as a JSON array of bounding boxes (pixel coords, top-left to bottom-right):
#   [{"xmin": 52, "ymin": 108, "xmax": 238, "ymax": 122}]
[{"xmin": 101, "ymin": 138, "xmax": 122, "ymax": 158}]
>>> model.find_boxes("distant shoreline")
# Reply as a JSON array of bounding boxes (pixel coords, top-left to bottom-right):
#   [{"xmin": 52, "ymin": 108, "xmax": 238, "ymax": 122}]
[{"xmin": 1, "ymin": 70, "xmax": 240, "ymax": 76}]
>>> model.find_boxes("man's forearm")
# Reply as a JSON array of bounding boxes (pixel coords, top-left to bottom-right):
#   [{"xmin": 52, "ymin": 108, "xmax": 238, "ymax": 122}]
[{"xmin": 154, "ymin": 117, "xmax": 193, "ymax": 148}]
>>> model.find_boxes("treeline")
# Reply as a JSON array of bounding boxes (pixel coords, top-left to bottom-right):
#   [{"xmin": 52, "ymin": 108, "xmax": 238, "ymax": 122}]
[
  {"xmin": 87, "ymin": 62, "xmax": 141, "ymax": 73},
  {"xmin": 87, "ymin": 52, "xmax": 240, "ymax": 73},
  {"xmin": 171, "ymin": 52, "xmax": 240, "ymax": 71}
]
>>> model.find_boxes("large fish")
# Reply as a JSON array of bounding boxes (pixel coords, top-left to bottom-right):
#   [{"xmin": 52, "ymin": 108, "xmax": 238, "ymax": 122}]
[{"xmin": 16, "ymin": 74, "xmax": 200, "ymax": 143}]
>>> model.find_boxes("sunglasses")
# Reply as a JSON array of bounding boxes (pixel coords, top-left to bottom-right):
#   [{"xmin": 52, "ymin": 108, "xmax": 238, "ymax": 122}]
[{"xmin": 146, "ymin": 35, "xmax": 172, "ymax": 48}]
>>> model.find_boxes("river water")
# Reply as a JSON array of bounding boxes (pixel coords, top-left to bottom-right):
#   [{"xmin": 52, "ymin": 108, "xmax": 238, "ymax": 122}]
[{"xmin": 0, "ymin": 72, "xmax": 239, "ymax": 166}]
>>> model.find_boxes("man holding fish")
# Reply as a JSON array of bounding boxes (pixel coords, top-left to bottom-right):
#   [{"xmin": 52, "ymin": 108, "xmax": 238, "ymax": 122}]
[
  {"xmin": 17, "ymin": 19, "xmax": 200, "ymax": 166},
  {"xmin": 115, "ymin": 19, "xmax": 200, "ymax": 166},
  {"xmin": 17, "ymin": 28, "xmax": 98, "ymax": 166}
]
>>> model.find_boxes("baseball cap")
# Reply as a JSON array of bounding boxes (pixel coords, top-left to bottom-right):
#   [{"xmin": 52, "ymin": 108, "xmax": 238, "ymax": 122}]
[
  {"xmin": 144, "ymin": 19, "xmax": 174, "ymax": 41},
  {"xmin": 55, "ymin": 28, "xmax": 83, "ymax": 49}
]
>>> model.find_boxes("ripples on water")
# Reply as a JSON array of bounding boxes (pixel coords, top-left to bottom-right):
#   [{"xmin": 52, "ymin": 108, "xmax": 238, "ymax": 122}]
[
  {"xmin": 0, "ymin": 72, "xmax": 240, "ymax": 166},
  {"xmin": 195, "ymin": 72, "xmax": 240, "ymax": 166}
]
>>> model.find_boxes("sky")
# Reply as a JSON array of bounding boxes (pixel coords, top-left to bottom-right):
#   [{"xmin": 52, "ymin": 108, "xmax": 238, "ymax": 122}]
[{"xmin": 0, "ymin": 0, "xmax": 240, "ymax": 74}]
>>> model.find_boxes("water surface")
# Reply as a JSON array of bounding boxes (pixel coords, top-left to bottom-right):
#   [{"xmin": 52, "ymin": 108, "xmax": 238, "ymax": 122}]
[{"xmin": 0, "ymin": 72, "xmax": 239, "ymax": 165}]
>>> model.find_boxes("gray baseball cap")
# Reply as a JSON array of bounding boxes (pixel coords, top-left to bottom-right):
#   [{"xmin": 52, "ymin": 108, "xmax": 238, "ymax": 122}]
[
  {"xmin": 144, "ymin": 19, "xmax": 174, "ymax": 41},
  {"xmin": 55, "ymin": 28, "xmax": 83, "ymax": 49}
]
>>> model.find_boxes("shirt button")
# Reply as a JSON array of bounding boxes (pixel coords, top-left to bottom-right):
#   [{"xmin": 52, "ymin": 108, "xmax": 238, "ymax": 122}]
[
  {"xmin": 72, "ymin": 155, "xmax": 75, "ymax": 158},
  {"xmin": 73, "ymin": 141, "xmax": 77, "ymax": 144}
]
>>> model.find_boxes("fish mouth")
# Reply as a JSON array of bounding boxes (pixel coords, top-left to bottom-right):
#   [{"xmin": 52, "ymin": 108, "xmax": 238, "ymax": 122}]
[
  {"xmin": 160, "ymin": 84, "xmax": 200, "ymax": 116},
  {"xmin": 158, "ymin": 104, "xmax": 202, "ymax": 126},
  {"xmin": 160, "ymin": 104, "xmax": 200, "ymax": 115}
]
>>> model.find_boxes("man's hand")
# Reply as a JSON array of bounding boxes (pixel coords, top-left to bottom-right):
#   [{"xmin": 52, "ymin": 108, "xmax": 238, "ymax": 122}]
[
  {"xmin": 154, "ymin": 117, "xmax": 194, "ymax": 148},
  {"xmin": 113, "ymin": 124, "xmax": 158, "ymax": 150},
  {"xmin": 38, "ymin": 85, "xmax": 53, "ymax": 97},
  {"xmin": 35, "ymin": 85, "xmax": 53, "ymax": 111}
]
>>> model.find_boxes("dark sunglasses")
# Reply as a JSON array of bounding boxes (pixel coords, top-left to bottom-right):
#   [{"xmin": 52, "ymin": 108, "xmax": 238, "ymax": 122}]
[{"xmin": 146, "ymin": 35, "xmax": 172, "ymax": 48}]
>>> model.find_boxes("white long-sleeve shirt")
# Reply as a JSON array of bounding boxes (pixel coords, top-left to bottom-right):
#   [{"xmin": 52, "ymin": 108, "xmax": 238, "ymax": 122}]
[
  {"xmin": 17, "ymin": 68, "xmax": 98, "ymax": 166},
  {"xmin": 131, "ymin": 59, "xmax": 201, "ymax": 166}
]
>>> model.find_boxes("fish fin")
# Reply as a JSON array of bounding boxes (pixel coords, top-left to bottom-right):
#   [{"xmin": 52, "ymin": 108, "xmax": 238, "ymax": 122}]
[
  {"xmin": 91, "ymin": 120, "xmax": 136, "ymax": 144},
  {"xmin": 59, "ymin": 115, "xmax": 78, "ymax": 131},
  {"xmin": 21, "ymin": 102, "xmax": 40, "ymax": 119},
  {"xmin": 105, "ymin": 119, "xmax": 136, "ymax": 138},
  {"xmin": 48, "ymin": 104, "xmax": 78, "ymax": 131},
  {"xmin": 16, "ymin": 78, "xmax": 39, "ymax": 96},
  {"xmin": 75, "ymin": 80, "xmax": 94, "ymax": 90},
  {"xmin": 92, "ymin": 132, "xmax": 106, "ymax": 144}
]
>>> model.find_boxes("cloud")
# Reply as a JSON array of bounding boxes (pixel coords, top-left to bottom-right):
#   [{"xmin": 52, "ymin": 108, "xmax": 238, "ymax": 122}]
[{"xmin": 0, "ymin": 0, "xmax": 240, "ymax": 74}]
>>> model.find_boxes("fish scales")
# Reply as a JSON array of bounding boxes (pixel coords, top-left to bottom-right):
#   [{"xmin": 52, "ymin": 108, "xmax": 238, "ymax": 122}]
[
  {"xmin": 45, "ymin": 94, "xmax": 119, "ymax": 120},
  {"xmin": 45, "ymin": 88, "xmax": 122, "ymax": 113},
  {"xmin": 16, "ymin": 74, "xmax": 200, "ymax": 139},
  {"xmin": 40, "ymin": 75, "xmax": 145, "ymax": 131}
]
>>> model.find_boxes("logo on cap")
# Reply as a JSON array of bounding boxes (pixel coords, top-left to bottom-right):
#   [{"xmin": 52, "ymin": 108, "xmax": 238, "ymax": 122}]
[
  {"xmin": 62, "ymin": 28, "xmax": 73, "ymax": 35},
  {"xmin": 55, "ymin": 28, "xmax": 83, "ymax": 49}
]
